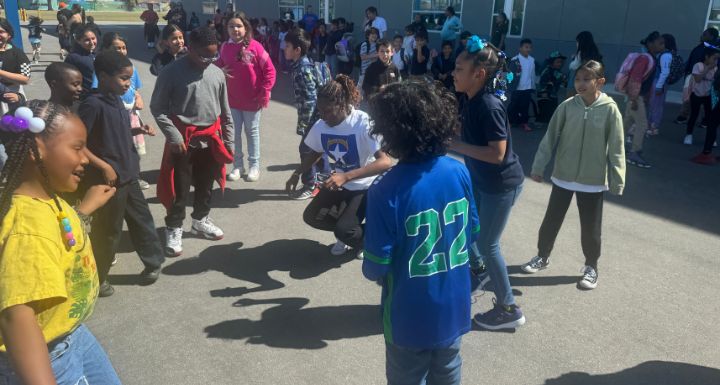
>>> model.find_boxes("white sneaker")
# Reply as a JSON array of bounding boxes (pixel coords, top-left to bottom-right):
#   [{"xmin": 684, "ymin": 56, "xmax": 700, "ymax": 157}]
[
  {"xmin": 191, "ymin": 216, "xmax": 224, "ymax": 240},
  {"xmin": 355, "ymin": 250, "xmax": 364, "ymax": 260},
  {"xmin": 578, "ymin": 266, "xmax": 598, "ymax": 290},
  {"xmin": 165, "ymin": 227, "xmax": 183, "ymax": 257},
  {"xmin": 227, "ymin": 168, "xmax": 243, "ymax": 181},
  {"xmin": 330, "ymin": 240, "xmax": 350, "ymax": 256},
  {"xmin": 246, "ymin": 166, "xmax": 260, "ymax": 182},
  {"xmin": 683, "ymin": 134, "xmax": 693, "ymax": 145}
]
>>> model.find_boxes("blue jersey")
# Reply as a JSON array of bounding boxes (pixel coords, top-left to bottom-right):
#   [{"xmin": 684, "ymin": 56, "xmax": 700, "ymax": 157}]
[{"xmin": 363, "ymin": 156, "xmax": 480, "ymax": 349}]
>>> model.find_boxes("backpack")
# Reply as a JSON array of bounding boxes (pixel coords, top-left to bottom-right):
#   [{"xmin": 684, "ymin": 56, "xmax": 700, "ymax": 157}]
[
  {"xmin": 664, "ymin": 51, "xmax": 685, "ymax": 85},
  {"xmin": 354, "ymin": 41, "xmax": 365, "ymax": 68},
  {"xmin": 614, "ymin": 53, "xmax": 654, "ymax": 93}
]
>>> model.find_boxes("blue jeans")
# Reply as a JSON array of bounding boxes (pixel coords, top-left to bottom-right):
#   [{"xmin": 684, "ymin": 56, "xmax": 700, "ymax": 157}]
[
  {"xmin": 472, "ymin": 185, "xmax": 523, "ymax": 307},
  {"xmin": 230, "ymin": 108, "xmax": 262, "ymax": 169},
  {"xmin": 0, "ymin": 324, "xmax": 121, "ymax": 385},
  {"xmin": 386, "ymin": 336, "xmax": 462, "ymax": 385}
]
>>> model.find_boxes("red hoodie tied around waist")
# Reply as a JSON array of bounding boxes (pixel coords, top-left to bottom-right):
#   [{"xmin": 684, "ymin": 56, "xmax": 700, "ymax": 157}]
[{"xmin": 157, "ymin": 116, "xmax": 234, "ymax": 210}]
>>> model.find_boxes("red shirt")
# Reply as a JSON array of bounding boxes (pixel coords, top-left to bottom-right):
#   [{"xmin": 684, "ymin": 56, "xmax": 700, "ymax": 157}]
[{"xmin": 141, "ymin": 10, "xmax": 159, "ymax": 24}]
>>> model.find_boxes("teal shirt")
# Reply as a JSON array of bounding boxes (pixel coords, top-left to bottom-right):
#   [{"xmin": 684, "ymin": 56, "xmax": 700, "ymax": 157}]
[{"xmin": 441, "ymin": 15, "xmax": 462, "ymax": 41}]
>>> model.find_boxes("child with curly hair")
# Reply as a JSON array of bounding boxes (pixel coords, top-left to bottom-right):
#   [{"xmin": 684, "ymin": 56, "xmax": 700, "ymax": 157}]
[
  {"xmin": 286, "ymin": 75, "xmax": 391, "ymax": 258},
  {"xmin": 363, "ymin": 81, "xmax": 479, "ymax": 385}
]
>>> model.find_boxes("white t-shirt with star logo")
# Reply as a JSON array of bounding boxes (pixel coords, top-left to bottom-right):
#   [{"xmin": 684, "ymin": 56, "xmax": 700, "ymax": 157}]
[{"xmin": 304, "ymin": 108, "xmax": 382, "ymax": 191}]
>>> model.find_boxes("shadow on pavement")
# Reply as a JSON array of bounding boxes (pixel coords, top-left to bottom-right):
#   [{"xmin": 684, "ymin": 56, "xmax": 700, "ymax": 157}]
[
  {"xmin": 509, "ymin": 275, "xmax": 579, "ymax": 287},
  {"xmin": 162, "ymin": 240, "xmax": 354, "ymax": 296},
  {"xmin": 204, "ymin": 297, "xmax": 382, "ymax": 349},
  {"xmin": 543, "ymin": 361, "xmax": 720, "ymax": 385},
  {"xmin": 144, "ymin": 188, "xmax": 291, "ymax": 208}
]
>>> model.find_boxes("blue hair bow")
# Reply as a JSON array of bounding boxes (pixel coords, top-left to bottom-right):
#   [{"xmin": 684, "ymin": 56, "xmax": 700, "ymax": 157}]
[{"xmin": 467, "ymin": 35, "xmax": 486, "ymax": 53}]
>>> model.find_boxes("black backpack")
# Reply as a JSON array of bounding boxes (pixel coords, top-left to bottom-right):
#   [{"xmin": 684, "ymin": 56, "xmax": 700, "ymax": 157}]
[{"xmin": 665, "ymin": 51, "xmax": 685, "ymax": 85}]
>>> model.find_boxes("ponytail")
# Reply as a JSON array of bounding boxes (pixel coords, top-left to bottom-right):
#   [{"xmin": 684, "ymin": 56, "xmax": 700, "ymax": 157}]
[
  {"xmin": 460, "ymin": 35, "xmax": 514, "ymax": 101},
  {"xmin": 318, "ymin": 74, "xmax": 362, "ymax": 114}
]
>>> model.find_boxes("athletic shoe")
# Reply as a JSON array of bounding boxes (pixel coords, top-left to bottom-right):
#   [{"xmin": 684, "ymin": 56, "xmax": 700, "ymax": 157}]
[
  {"xmin": 138, "ymin": 179, "xmax": 150, "ymax": 190},
  {"xmin": 227, "ymin": 168, "xmax": 243, "ymax": 181},
  {"xmin": 521, "ymin": 123, "xmax": 532, "ymax": 132},
  {"xmin": 683, "ymin": 134, "xmax": 693, "ymax": 145},
  {"xmin": 140, "ymin": 266, "xmax": 161, "ymax": 285},
  {"xmin": 111, "ymin": 255, "xmax": 118, "ymax": 266},
  {"xmin": 330, "ymin": 240, "xmax": 350, "ymax": 256},
  {"xmin": 99, "ymin": 281, "xmax": 115, "ymax": 298},
  {"xmin": 521, "ymin": 255, "xmax": 549, "ymax": 274},
  {"xmin": 191, "ymin": 216, "xmax": 224, "ymax": 240},
  {"xmin": 165, "ymin": 227, "xmax": 183, "ymax": 257},
  {"xmin": 627, "ymin": 152, "xmax": 651, "ymax": 168},
  {"xmin": 646, "ymin": 128, "xmax": 659, "ymax": 136},
  {"xmin": 470, "ymin": 266, "xmax": 491, "ymax": 294},
  {"xmin": 674, "ymin": 116, "xmax": 687, "ymax": 124},
  {"xmin": 691, "ymin": 153, "xmax": 717, "ymax": 165},
  {"xmin": 355, "ymin": 250, "xmax": 364, "ymax": 260},
  {"xmin": 473, "ymin": 300, "xmax": 526, "ymax": 330},
  {"xmin": 578, "ymin": 265, "xmax": 598, "ymax": 290},
  {"xmin": 246, "ymin": 166, "xmax": 260, "ymax": 182},
  {"xmin": 290, "ymin": 185, "xmax": 318, "ymax": 200}
]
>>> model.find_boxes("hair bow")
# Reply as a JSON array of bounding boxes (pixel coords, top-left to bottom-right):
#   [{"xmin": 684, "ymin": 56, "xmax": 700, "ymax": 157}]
[
  {"xmin": 467, "ymin": 35, "xmax": 486, "ymax": 53},
  {"xmin": 0, "ymin": 107, "xmax": 46, "ymax": 134}
]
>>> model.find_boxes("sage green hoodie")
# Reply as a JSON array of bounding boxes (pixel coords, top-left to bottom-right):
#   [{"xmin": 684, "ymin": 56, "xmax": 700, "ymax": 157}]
[{"xmin": 531, "ymin": 93, "xmax": 626, "ymax": 195}]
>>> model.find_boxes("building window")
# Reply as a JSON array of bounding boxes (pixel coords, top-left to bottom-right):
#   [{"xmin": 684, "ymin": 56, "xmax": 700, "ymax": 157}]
[
  {"xmin": 411, "ymin": 0, "xmax": 463, "ymax": 33},
  {"xmin": 707, "ymin": 0, "xmax": 720, "ymax": 30},
  {"xmin": 492, "ymin": 0, "xmax": 526, "ymax": 37},
  {"xmin": 319, "ymin": 0, "xmax": 335, "ymax": 21},
  {"xmin": 279, "ymin": 0, "xmax": 304, "ymax": 20}
]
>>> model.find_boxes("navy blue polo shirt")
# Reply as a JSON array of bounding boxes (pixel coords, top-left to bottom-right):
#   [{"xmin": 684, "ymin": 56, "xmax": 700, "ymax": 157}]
[
  {"xmin": 460, "ymin": 91, "xmax": 524, "ymax": 194},
  {"xmin": 78, "ymin": 92, "xmax": 140, "ymax": 185}
]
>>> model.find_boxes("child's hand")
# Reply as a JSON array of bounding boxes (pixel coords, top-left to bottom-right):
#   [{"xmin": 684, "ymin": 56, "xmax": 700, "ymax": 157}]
[
  {"xmin": 531, "ymin": 174, "xmax": 543, "ymax": 183},
  {"xmin": 324, "ymin": 172, "xmax": 348, "ymax": 190},
  {"xmin": 141, "ymin": 124, "xmax": 156, "ymax": 136},
  {"xmin": 430, "ymin": 49, "xmax": 438, "ymax": 58},
  {"xmin": 78, "ymin": 184, "xmax": 117, "ymax": 215},
  {"xmin": 169, "ymin": 142, "xmax": 187, "ymax": 155},
  {"xmin": 102, "ymin": 165, "xmax": 118, "ymax": 187},
  {"xmin": 3, "ymin": 93, "xmax": 18, "ymax": 103}
]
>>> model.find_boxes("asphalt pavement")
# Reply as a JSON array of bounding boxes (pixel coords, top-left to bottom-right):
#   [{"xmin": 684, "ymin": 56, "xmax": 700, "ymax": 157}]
[{"xmin": 20, "ymin": 23, "xmax": 720, "ymax": 385}]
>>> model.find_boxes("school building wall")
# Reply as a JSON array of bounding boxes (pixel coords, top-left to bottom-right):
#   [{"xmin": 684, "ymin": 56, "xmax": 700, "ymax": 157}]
[{"xmin": 225, "ymin": 0, "xmax": 708, "ymax": 84}]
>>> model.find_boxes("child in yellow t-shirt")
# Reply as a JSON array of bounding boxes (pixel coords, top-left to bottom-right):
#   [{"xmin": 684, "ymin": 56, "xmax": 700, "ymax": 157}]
[{"xmin": 0, "ymin": 101, "xmax": 120, "ymax": 384}]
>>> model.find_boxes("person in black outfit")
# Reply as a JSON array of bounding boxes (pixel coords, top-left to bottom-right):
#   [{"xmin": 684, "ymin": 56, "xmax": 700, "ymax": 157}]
[
  {"xmin": 491, "ymin": 12, "xmax": 509, "ymax": 51},
  {"xmin": 362, "ymin": 39, "xmax": 400, "ymax": 99},
  {"xmin": 64, "ymin": 24, "xmax": 97, "ymax": 95},
  {"xmin": 676, "ymin": 28, "xmax": 720, "ymax": 124},
  {"xmin": 432, "ymin": 41, "xmax": 456, "ymax": 90},
  {"xmin": 78, "ymin": 50, "xmax": 164, "ymax": 297}
]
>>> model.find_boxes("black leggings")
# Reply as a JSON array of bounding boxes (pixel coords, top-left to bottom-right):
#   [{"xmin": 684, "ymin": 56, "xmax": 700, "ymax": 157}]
[
  {"xmin": 303, "ymin": 188, "xmax": 366, "ymax": 250},
  {"xmin": 687, "ymin": 93, "xmax": 711, "ymax": 135},
  {"xmin": 538, "ymin": 184, "xmax": 604, "ymax": 269}
]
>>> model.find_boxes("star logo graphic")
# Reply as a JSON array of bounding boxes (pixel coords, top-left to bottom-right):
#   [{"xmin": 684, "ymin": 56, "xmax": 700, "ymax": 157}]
[{"xmin": 329, "ymin": 144, "xmax": 347, "ymax": 165}]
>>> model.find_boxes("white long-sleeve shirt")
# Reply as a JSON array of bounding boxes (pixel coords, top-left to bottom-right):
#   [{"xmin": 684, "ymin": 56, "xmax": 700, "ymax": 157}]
[{"xmin": 655, "ymin": 52, "xmax": 673, "ymax": 89}]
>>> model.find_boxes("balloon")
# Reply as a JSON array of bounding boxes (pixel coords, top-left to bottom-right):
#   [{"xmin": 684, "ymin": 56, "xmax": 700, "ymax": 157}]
[
  {"xmin": 1, "ymin": 115, "xmax": 14, "ymax": 130},
  {"xmin": 11, "ymin": 118, "xmax": 28, "ymax": 132},
  {"xmin": 14, "ymin": 107, "xmax": 33, "ymax": 121},
  {"xmin": 28, "ymin": 117, "xmax": 46, "ymax": 133}
]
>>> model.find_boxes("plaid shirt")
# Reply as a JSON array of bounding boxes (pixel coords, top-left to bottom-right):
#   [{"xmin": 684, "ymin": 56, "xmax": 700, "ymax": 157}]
[{"xmin": 291, "ymin": 56, "xmax": 319, "ymax": 135}]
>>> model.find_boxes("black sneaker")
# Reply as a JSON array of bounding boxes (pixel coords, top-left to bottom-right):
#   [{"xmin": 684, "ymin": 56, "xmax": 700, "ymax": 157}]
[
  {"xmin": 99, "ymin": 281, "xmax": 115, "ymax": 297},
  {"xmin": 521, "ymin": 256, "xmax": 550, "ymax": 274},
  {"xmin": 140, "ymin": 267, "xmax": 161, "ymax": 285},
  {"xmin": 674, "ymin": 116, "xmax": 687, "ymax": 124}
]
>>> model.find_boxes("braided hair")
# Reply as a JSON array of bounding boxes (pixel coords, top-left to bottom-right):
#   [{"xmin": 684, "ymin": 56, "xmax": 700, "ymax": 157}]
[
  {"xmin": 460, "ymin": 40, "xmax": 511, "ymax": 99},
  {"xmin": 0, "ymin": 100, "xmax": 71, "ymax": 223},
  {"xmin": 317, "ymin": 74, "xmax": 362, "ymax": 115}
]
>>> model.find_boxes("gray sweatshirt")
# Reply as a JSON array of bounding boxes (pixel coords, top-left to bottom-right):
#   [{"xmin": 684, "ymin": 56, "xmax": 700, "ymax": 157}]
[{"xmin": 150, "ymin": 56, "xmax": 234, "ymax": 146}]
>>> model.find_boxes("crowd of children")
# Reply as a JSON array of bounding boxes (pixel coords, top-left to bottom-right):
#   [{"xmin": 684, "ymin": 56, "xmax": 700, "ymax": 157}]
[{"xmin": 0, "ymin": 6, "xmax": 714, "ymax": 384}]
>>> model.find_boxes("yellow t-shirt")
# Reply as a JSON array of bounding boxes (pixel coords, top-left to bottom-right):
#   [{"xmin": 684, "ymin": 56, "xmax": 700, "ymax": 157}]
[{"xmin": 0, "ymin": 195, "xmax": 99, "ymax": 351}]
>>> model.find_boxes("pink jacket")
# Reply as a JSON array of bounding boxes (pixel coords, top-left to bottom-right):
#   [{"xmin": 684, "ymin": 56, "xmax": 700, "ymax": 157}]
[{"xmin": 216, "ymin": 39, "xmax": 277, "ymax": 111}]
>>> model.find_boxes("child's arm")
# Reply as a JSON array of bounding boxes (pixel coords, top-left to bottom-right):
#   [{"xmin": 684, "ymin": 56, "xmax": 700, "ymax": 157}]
[
  {"xmin": 626, "ymin": 55, "xmax": 651, "ymax": 103},
  {"xmin": 325, "ymin": 150, "xmax": 392, "ymax": 190},
  {"xmin": 362, "ymin": 186, "xmax": 394, "ymax": 282},
  {"xmin": 77, "ymin": 102, "xmax": 118, "ymax": 185},
  {"xmin": 0, "ymin": 305, "xmax": 57, "ymax": 385},
  {"xmin": 217, "ymin": 79, "xmax": 235, "ymax": 153},
  {"xmin": 607, "ymin": 106, "xmax": 626, "ymax": 195},
  {"xmin": 531, "ymin": 103, "xmax": 565, "ymax": 181},
  {"xmin": 449, "ymin": 109, "xmax": 509, "ymax": 164},
  {"xmin": 285, "ymin": 150, "xmax": 324, "ymax": 192},
  {"xmin": 150, "ymin": 70, "xmax": 185, "ymax": 153},
  {"xmin": 257, "ymin": 48, "xmax": 277, "ymax": 109},
  {"xmin": 415, "ymin": 45, "xmax": 426, "ymax": 64},
  {"xmin": 134, "ymin": 91, "xmax": 144, "ymax": 110}
]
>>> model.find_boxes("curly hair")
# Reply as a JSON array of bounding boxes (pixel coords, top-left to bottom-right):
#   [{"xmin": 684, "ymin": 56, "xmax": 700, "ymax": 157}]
[
  {"xmin": 317, "ymin": 74, "xmax": 362, "ymax": 114},
  {"xmin": 369, "ymin": 81, "xmax": 457, "ymax": 162},
  {"xmin": 0, "ymin": 100, "xmax": 73, "ymax": 222}
]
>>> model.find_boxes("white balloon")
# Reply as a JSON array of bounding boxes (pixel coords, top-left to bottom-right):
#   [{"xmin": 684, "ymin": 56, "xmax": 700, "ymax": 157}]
[
  {"xmin": 28, "ymin": 117, "xmax": 46, "ymax": 133},
  {"xmin": 14, "ymin": 107, "xmax": 33, "ymax": 121}
]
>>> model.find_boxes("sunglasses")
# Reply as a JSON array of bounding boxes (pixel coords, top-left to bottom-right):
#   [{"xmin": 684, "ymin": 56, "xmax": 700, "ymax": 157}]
[{"xmin": 198, "ymin": 53, "xmax": 219, "ymax": 64}]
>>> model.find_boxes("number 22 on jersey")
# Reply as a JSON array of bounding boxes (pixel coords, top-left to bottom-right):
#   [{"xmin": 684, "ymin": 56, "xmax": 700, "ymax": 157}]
[{"xmin": 404, "ymin": 198, "xmax": 470, "ymax": 278}]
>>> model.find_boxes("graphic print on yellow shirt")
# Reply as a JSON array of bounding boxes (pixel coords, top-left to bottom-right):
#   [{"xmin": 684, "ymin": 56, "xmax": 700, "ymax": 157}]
[{"xmin": 0, "ymin": 195, "xmax": 99, "ymax": 351}]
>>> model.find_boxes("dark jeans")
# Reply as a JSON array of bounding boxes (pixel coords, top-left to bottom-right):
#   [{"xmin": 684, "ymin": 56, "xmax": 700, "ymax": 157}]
[
  {"xmin": 90, "ymin": 180, "xmax": 165, "ymax": 284},
  {"xmin": 302, "ymin": 188, "xmax": 366, "ymax": 249},
  {"xmin": 687, "ymin": 93, "xmax": 711, "ymax": 135},
  {"xmin": 538, "ymin": 184, "xmax": 603, "ymax": 269},
  {"xmin": 298, "ymin": 132, "xmax": 330, "ymax": 186},
  {"xmin": 536, "ymin": 97, "xmax": 558, "ymax": 123},
  {"xmin": 703, "ymin": 104, "xmax": 720, "ymax": 153},
  {"xmin": 165, "ymin": 147, "xmax": 221, "ymax": 228},
  {"xmin": 385, "ymin": 336, "xmax": 462, "ymax": 385},
  {"xmin": 508, "ymin": 89, "xmax": 534, "ymax": 125},
  {"xmin": 143, "ymin": 23, "xmax": 159, "ymax": 43}
]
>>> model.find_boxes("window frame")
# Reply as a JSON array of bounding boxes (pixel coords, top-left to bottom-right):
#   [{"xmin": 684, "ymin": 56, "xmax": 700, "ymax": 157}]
[
  {"xmin": 410, "ymin": 0, "xmax": 464, "ymax": 34},
  {"xmin": 319, "ymin": 0, "xmax": 335, "ymax": 22},
  {"xmin": 278, "ymin": 0, "xmax": 305, "ymax": 20},
  {"xmin": 706, "ymin": 0, "xmax": 720, "ymax": 31},
  {"xmin": 490, "ymin": 0, "xmax": 527, "ymax": 38}
]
